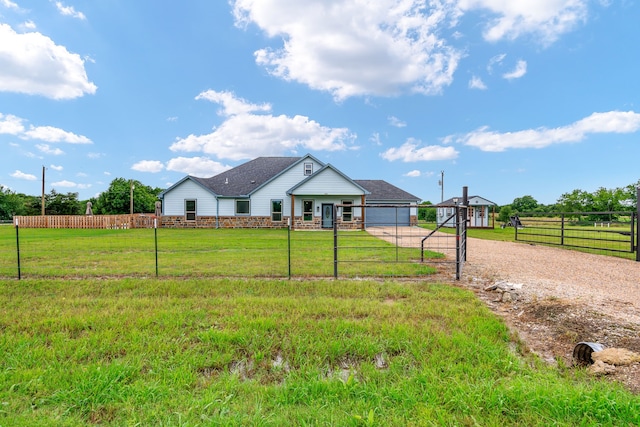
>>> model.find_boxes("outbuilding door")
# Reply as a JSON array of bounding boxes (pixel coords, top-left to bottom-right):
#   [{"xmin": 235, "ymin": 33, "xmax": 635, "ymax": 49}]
[{"xmin": 322, "ymin": 204, "xmax": 334, "ymax": 228}]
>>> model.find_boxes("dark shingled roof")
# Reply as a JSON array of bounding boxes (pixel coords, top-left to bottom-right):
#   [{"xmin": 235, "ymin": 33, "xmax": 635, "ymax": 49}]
[
  {"xmin": 354, "ymin": 180, "xmax": 420, "ymax": 201},
  {"xmin": 192, "ymin": 157, "xmax": 302, "ymax": 197}
]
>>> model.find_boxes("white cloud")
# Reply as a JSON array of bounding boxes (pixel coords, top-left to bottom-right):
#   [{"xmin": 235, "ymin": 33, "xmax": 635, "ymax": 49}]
[
  {"xmin": 468, "ymin": 76, "xmax": 487, "ymax": 90},
  {"xmin": 50, "ymin": 164, "xmax": 64, "ymax": 171},
  {"xmin": 11, "ymin": 170, "xmax": 37, "ymax": 180},
  {"xmin": 233, "ymin": 0, "xmax": 461, "ymax": 100},
  {"xmin": 23, "ymin": 125, "xmax": 92, "ymax": 143},
  {"xmin": 457, "ymin": 0, "xmax": 589, "ymax": 44},
  {"xmin": 0, "ymin": 0, "xmax": 19, "ymax": 9},
  {"xmin": 1, "ymin": 113, "xmax": 91, "ymax": 144},
  {"xmin": 0, "ymin": 24, "xmax": 97, "ymax": 99},
  {"xmin": 388, "ymin": 116, "xmax": 407, "ymax": 128},
  {"xmin": 88, "ymin": 152, "xmax": 104, "ymax": 159},
  {"xmin": 51, "ymin": 180, "xmax": 76, "ymax": 188},
  {"xmin": 166, "ymin": 157, "xmax": 232, "ymax": 177},
  {"xmin": 0, "ymin": 113, "xmax": 25, "ymax": 134},
  {"xmin": 487, "ymin": 53, "xmax": 506, "ymax": 74},
  {"xmin": 36, "ymin": 144, "xmax": 65, "ymax": 155},
  {"xmin": 370, "ymin": 132, "xmax": 382, "ymax": 146},
  {"xmin": 503, "ymin": 60, "xmax": 527, "ymax": 80},
  {"xmin": 54, "ymin": 2, "xmax": 86, "ymax": 20},
  {"xmin": 456, "ymin": 111, "xmax": 640, "ymax": 152},
  {"xmin": 404, "ymin": 170, "xmax": 422, "ymax": 177},
  {"xmin": 196, "ymin": 90, "xmax": 271, "ymax": 116},
  {"xmin": 172, "ymin": 91, "xmax": 355, "ymax": 160},
  {"xmin": 20, "ymin": 21, "xmax": 37, "ymax": 30},
  {"xmin": 131, "ymin": 160, "xmax": 165, "ymax": 173},
  {"xmin": 381, "ymin": 139, "xmax": 459, "ymax": 162},
  {"xmin": 50, "ymin": 180, "xmax": 92, "ymax": 189}
]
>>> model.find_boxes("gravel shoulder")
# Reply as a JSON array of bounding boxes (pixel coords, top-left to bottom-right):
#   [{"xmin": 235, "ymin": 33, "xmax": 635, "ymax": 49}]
[
  {"xmin": 367, "ymin": 226, "xmax": 640, "ymax": 392},
  {"xmin": 461, "ymin": 237, "xmax": 640, "ymax": 393}
]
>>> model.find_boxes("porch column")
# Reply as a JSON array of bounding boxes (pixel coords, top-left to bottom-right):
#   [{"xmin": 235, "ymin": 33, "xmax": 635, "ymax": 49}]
[{"xmin": 290, "ymin": 194, "xmax": 295, "ymax": 231}]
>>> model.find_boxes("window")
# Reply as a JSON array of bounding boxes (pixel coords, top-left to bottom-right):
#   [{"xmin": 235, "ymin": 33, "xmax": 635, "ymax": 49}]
[
  {"xmin": 304, "ymin": 162, "xmax": 313, "ymax": 176},
  {"xmin": 271, "ymin": 199, "xmax": 282, "ymax": 221},
  {"xmin": 185, "ymin": 199, "xmax": 196, "ymax": 221},
  {"xmin": 236, "ymin": 200, "xmax": 250, "ymax": 215},
  {"xmin": 303, "ymin": 200, "xmax": 314, "ymax": 221},
  {"xmin": 342, "ymin": 200, "xmax": 353, "ymax": 222}
]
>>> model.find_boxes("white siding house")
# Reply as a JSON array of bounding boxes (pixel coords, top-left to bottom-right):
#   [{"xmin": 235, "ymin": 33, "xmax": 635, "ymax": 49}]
[{"xmin": 159, "ymin": 154, "xmax": 420, "ymax": 229}]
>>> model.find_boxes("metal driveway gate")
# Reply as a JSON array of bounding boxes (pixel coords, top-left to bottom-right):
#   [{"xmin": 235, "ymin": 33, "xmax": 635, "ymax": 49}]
[{"xmin": 332, "ymin": 187, "xmax": 469, "ymax": 280}]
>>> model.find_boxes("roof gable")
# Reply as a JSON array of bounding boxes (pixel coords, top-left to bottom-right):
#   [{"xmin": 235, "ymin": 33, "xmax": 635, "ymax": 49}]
[
  {"xmin": 287, "ymin": 164, "xmax": 369, "ymax": 195},
  {"xmin": 159, "ymin": 175, "xmax": 218, "ymax": 198},
  {"xmin": 354, "ymin": 180, "xmax": 420, "ymax": 202},
  {"xmin": 437, "ymin": 195, "xmax": 496, "ymax": 206},
  {"xmin": 188, "ymin": 154, "xmax": 325, "ymax": 197}
]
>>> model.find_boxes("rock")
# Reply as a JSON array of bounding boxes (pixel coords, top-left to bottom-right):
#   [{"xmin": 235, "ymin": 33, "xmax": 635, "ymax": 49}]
[
  {"xmin": 592, "ymin": 348, "xmax": 640, "ymax": 366},
  {"xmin": 589, "ymin": 360, "xmax": 616, "ymax": 375}
]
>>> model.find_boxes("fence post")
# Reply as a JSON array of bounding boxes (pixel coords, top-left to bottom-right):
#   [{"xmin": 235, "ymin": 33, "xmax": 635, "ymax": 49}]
[
  {"xmin": 154, "ymin": 218, "xmax": 158, "ymax": 277},
  {"xmin": 287, "ymin": 217, "xmax": 291, "ymax": 279},
  {"xmin": 455, "ymin": 204, "xmax": 461, "ymax": 280},
  {"xmin": 636, "ymin": 186, "xmax": 640, "ymax": 262},
  {"xmin": 561, "ymin": 214, "xmax": 565, "ymax": 246},
  {"xmin": 15, "ymin": 218, "xmax": 21, "ymax": 280},
  {"xmin": 462, "ymin": 186, "xmax": 468, "ymax": 262},
  {"xmin": 333, "ymin": 205, "xmax": 338, "ymax": 279}
]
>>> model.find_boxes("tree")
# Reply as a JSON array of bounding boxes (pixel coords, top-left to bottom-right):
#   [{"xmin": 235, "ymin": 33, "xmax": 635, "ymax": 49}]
[
  {"xmin": 0, "ymin": 186, "xmax": 25, "ymax": 220},
  {"xmin": 497, "ymin": 205, "xmax": 512, "ymax": 223},
  {"xmin": 418, "ymin": 201, "xmax": 437, "ymax": 222},
  {"xmin": 46, "ymin": 189, "xmax": 83, "ymax": 215},
  {"xmin": 510, "ymin": 195, "xmax": 538, "ymax": 213},
  {"xmin": 557, "ymin": 189, "xmax": 594, "ymax": 214},
  {"xmin": 94, "ymin": 178, "xmax": 161, "ymax": 214}
]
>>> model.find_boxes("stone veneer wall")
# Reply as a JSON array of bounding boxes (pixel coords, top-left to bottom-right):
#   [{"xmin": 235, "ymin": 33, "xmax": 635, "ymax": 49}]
[
  {"xmin": 161, "ymin": 215, "xmax": 286, "ymax": 229},
  {"xmin": 161, "ymin": 215, "xmax": 367, "ymax": 229}
]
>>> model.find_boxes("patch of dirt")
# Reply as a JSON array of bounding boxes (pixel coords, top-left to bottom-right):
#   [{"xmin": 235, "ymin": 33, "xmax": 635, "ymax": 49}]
[
  {"xmin": 368, "ymin": 227, "xmax": 640, "ymax": 393},
  {"xmin": 460, "ymin": 247, "xmax": 640, "ymax": 394}
]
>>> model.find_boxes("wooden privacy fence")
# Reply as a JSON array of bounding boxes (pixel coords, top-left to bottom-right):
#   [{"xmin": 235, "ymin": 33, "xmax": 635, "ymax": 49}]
[{"xmin": 13, "ymin": 214, "xmax": 156, "ymax": 229}]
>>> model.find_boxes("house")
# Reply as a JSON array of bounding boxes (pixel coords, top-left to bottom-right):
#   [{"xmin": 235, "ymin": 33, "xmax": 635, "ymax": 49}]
[
  {"xmin": 159, "ymin": 154, "xmax": 420, "ymax": 229},
  {"xmin": 436, "ymin": 195, "xmax": 496, "ymax": 228}
]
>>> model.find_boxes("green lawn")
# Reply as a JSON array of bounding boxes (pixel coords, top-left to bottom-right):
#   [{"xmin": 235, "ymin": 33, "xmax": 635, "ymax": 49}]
[
  {"xmin": 1, "ymin": 225, "xmax": 638, "ymax": 425},
  {"xmin": 0, "ymin": 226, "xmax": 441, "ymax": 279},
  {"xmin": 1, "ymin": 278, "xmax": 638, "ymax": 426}
]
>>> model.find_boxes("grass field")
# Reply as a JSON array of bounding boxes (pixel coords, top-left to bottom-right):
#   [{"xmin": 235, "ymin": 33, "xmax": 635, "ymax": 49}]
[
  {"xmin": 1, "ymin": 278, "xmax": 639, "ymax": 426},
  {"xmin": 1, "ymin": 225, "xmax": 639, "ymax": 425},
  {"xmin": 419, "ymin": 218, "xmax": 639, "ymax": 260},
  {"xmin": 0, "ymin": 226, "xmax": 443, "ymax": 279}
]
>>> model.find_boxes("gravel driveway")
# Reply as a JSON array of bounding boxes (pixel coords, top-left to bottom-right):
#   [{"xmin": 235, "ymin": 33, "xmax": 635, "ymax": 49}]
[
  {"xmin": 368, "ymin": 227, "xmax": 640, "ymax": 392},
  {"xmin": 464, "ymin": 237, "xmax": 640, "ymax": 393}
]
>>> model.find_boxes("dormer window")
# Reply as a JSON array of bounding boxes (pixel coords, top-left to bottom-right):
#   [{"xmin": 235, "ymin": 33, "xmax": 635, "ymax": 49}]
[{"xmin": 304, "ymin": 162, "xmax": 313, "ymax": 176}]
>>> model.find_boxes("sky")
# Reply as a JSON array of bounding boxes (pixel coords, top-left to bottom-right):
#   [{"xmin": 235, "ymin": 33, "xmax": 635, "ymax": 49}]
[{"xmin": 1, "ymin": 0, "xmax": 639, "ymax": 206}]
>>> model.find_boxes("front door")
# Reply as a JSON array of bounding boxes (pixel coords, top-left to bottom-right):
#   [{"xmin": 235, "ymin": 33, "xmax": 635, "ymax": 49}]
[{"xmin": 322, "ymin": 204, "xmax": 334, "ymax": 228}]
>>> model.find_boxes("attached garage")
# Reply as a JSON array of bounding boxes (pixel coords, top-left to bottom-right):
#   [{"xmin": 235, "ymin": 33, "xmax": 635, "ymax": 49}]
[
  {"xmin": 364, "ymin": 205, "xmax": 411, "ymax": 227},
  {"xmin": 354, "ymin": 180, "xmax": 420, "ymax": 228}
]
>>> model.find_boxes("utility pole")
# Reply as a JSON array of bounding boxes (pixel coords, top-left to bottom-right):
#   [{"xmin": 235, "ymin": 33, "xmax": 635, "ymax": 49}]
[
  {"xmin": 438, "ymin": 170, "xmax": 444, "ymax": 203},
  {"xmin": 41, "ymin": 166, "xmax": 45, "ymax": 216}
]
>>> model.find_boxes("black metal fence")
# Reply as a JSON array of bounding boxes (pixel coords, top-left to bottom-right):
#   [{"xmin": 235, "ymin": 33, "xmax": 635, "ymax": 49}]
[
  {"xmin": 333, "ymin": 204, "xmax": 464, "ymax": 280},
  {"xmin": 513, "ymin": 211, "xmax": 639, "ymax": 261},
  {"xmin": 0, "ymin": 208, "xmax": 467, "ymax": 280}
]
